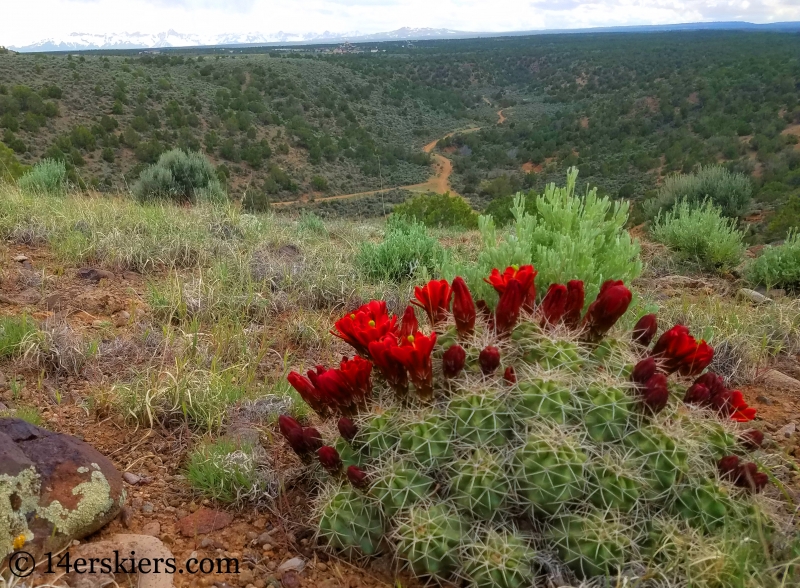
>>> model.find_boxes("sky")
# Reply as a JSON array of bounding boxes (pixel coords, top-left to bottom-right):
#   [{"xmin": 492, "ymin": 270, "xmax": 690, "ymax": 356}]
[{"xmin": 2, "ymin": 0, "xmax": 800, "ymax": 46}]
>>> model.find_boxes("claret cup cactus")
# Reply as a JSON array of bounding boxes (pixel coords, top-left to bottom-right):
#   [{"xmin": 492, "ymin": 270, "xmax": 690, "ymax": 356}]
[{"xmin": 281, "ymin": 265, "xmax": 793, "ymax": 587}]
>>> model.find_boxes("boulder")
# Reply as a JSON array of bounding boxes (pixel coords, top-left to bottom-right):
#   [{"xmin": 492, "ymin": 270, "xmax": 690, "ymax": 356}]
[
  {"xmin": 737, "ymin": 288, "xmax": 772, "ymax": 305},
  {"xmin": 0, "ymin": 418, "xmax": 125, "ymax": 563},
  {"xmin": 761, "ymin": 369, "xmax": 800, "ymax": 392}
]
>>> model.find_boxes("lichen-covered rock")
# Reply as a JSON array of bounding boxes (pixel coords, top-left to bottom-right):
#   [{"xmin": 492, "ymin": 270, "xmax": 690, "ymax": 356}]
[{"xmin": 0, "ymin": 418, "xmax": 125, "ymax": 562}]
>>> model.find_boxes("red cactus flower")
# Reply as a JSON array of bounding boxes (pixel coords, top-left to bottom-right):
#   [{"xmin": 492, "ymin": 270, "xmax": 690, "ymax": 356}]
[
  {"xmin": 632, "ymin": 314, "xmax": 658, "ymax": 347},
  {"xmin": 651, "ymin": 325, "xmax": 714, "ymax": 377},
  {"xmin": 493, "ymin": 279, "xmax": 525, "ymax": 334},
  {"xmin": 718, "ymin": 455, "xmax": 741, "ymax": 480},
  {"xmin": 279, "ymin": 415, "xmax": 308, "ymax": 455},
  {"xmin": 583, "ymin": 280, "xmax": 632, "ymax": 341},
  {"xmin": 317, "ymin": 446, "xmax": 343, "ymax": 474},
  {"xmin": 331, "ymin": 300, "xmax": 398, "ymax": 357},
  {"xmin": 338, "ymin": 417, "xmax": 358, "ymax": 442},
  {"xmin": 391, "ymin": 331, "xmax": 438, "ymax": 399},
  {"xmin": 368, "ymin": 335, "xmax": 409, "ymax": 395},
  {"xmin": 740, "ymin": 429, "xmax": 764, "ymax": 450},
  {"xmin": 412, "ymin": 279, "xmax": 453, "ymax": 326},
  {"xmin": 540, "ymin": 283, "xmax": 568, "ymax": 326},
  {"xmin": 503, "ymin": 366, "xmax": 517, "ymax": 384},
  {"xmin": 303, "ymin": 427, "xmax": 323, "ymax": 451},
  {"xmin": 399, "ymin": 305, "xmax": 419, "ymax": 339},
  {"xmin": 442, "ymin": 344, "xmax": 466, "ymax": 378},
  {"xmin": 632, "ymin": 357, "xmax": 658, "ymax": 385},
  {"xmin": 306, "ymin": 357, "xmax": 373, "ymax": 416},
  {"xmin": 451, "ymin": 276, "xmax": 476, "ymax": 337},
  {"xmin": 485, "ymin": 265, "xmax": 537, "ymax": 311},
  {"xmin": 711, "ymin": 389, "xmax": 757, "ymax": 423},
  {"xmin": 287, "ymin": 369, "xmax": 329, "ymax": 417},
  {"xmin": 479, "ymin": 345, "xmax": 501, "ymax": 375},
  {"xmin": 640, "ymin": 373, "xmax": 669, "ymax": 414},
  {"xmin": 563, "ymin": 280, "xmax": 585, "ymax": 328},
  {"xmin": 347, "ymin": 465, "xmax": 369, "ymax": 489}
]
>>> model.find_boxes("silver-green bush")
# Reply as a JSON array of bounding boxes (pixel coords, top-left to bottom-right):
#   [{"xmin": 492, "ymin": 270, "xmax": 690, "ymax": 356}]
[
  {"xmin": 651, "ymin": 199, "xmax": 744, "ymax": 272},
  {"xmin": 746, "ymin": 230, "xmax": 800, "ymax": 290},
  {"xmin": 132, "ymin": 149, "xmax": 226, "ymax": 204},
  {"xmin": 17, "ymin": 159, "xmax": 67, "ymax": 195},
  {"xmin": 643, "ymin": 165, "xmax": 752, "ymax": 219}
]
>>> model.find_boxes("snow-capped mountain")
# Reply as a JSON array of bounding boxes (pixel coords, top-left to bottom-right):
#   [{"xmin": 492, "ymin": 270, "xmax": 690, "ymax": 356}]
[{"xmin": 9, "ymin": 28, "xmax": 469, "ymax": 52}]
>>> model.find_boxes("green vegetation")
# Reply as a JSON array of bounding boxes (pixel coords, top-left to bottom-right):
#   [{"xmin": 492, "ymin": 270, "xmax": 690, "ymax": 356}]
[
  {"xmin": 746, "ymin": 230, "xmax": 800, "ymax": 290},
  {"xmin": 356, "ymin": 216, "xmax": 444, "ymax": 282},
  {"xmin": 186, "ymin": 439, "xmax": 269, "ymax": 503},
  {"xmin": 17, "ymin": 158, "xmax": 66, "ymax": 195},
  {"xmin": 643, "ymin": 166, "xmax": 753, "ymax": 219},
  {"xmin": 0, "ymin": 315, "xmax": 37, "ymax": 357},
  {"xmin": 445, "ymin": 168, "xmax": 641, "ymax": 306},
  {"xmin": 132, "ymin": 148, "xmax": 226, "ymax": 203},
  {"xmin": 393, "ymin": 192, "xmax": 478, "ymax": 228},
  {"xmin": 651, "ymin": 199, "xmax": 745, "ymax": 271}
]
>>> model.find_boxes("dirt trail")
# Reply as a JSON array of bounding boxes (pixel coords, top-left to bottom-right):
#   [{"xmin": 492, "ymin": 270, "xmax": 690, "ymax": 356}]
[{"xmin": 275, "ymin": 106, "xmax": 504, "ymax": 208}]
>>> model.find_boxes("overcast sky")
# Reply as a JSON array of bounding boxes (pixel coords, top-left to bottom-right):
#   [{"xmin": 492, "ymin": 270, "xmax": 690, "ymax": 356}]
[{"xmin": 2, "ymin": 0, "xmax": 799, "ymax": 46}]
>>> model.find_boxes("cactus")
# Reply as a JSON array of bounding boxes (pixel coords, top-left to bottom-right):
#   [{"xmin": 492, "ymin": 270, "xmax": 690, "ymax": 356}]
[
  {"xmin": 449, "ymin": 391, "xmax": 513, "ymax": 448},
  {"xmin": 372, "ymin": 461, "xmax": 435, "ymax": 516},
  {"xmin": 672, "ymin": 481, "xmax": 731, "ymax": 531},
  {"xmin": 548, "ymin": 512, "xmax": 632, "ymax": 579},
  {"xmin": 396, "ymin": 503, "xmax": 466, "ymax": 578},
  {"xmin": 587, "ymin": 457, "xmax": 643, "ymax": 513},
  {"xmin": 513, "ymin": 432, "xmax": 587, "ymax": 515},
  {"xmin": 513, "ymin": 378, "xmax": 575, "ymax": 424},
  {"xmin": 626, "ymin": 426, "xmax": 687, "ymax": 493},
  {"xmin": 293, "ymin": 269, "xmax": 791, "ymax": 587},
  {"xmin": 399, "ymin": 413, "xmax": 454, "ymax": 468},
  {"xmin": 318, "ymin": 485, "xmax": 383, "ymax": 555},
  {"xmin": 449, "ymin": 450, "xmax": 510, "ymax": 520},
  {"xmin": 465, "ymin": 529, "xmax": 536, "ymax": 588},
  {"xmin": 580, "ymin": 385, "xmax": 634, "ymax": 442}
]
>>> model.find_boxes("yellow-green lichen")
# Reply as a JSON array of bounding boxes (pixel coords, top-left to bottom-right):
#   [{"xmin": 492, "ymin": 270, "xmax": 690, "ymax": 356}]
[
  {"xmin": 36, "ymin": 467, "xmax": 115, "ymax": 539},
  {"xmin": 1, "ymin": 466, "xmax": 41, "ymax": 560}
]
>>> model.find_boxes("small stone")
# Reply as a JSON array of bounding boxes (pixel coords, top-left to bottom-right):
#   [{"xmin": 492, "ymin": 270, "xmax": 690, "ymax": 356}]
[
  {"xmin": 239, "ymin": 570, "xmax": 255, "ymax": 585},
  {"xmin": 142, "ymin": 502, "xmax": 154, "ymax": 514},
  {"xmin": 246, "ymin": 531, "xmax": 258, "ymax": 541},
  {"xmin": 114, "ymin": 310, "xmax": 131, "ymax": 327},
  {"xmin": 76, "ymin": 267, "xmax": 115, "ymax": 283},
  {"xmin": 277, "ymin": 558, "xmax": 305, "ymax": 574},
  {"xmin": 177, "ymin": 508, "xmax": 233, "ymax": 537},
  {"xmin": 756, "ymin": 395, "xmax": 774, "ymax": 406},
  {"xmin": 279, "ymin": 571, "xmax": 300, "ymax": 588},
  {"xmin": 0, "ymin": 402, "xmax": 7, "ymax": 411},
  {"xmin": 261, "ymin": 543, "xmax": 273, "ymax": 552},
  {"xmin": 142, "ymin": 521, "xmax": 161, "ymax": 537},
  {"xmin": 267, "ymin": 561, "xmax": 277, "ymax": 571},
  {"xmin": 256, "ymin": 531, "xmax": 275, "ymax": 545},
  {"xmin": 123, "ymin": 472, "xmax": 142, "ymax": 485},
  {"xmin": 254, "ymin": 580, "xmax": 266, "ymax": 588},
  {"xmin": 778, "ymin": 423, "xmax": 796, "ymax": 439},
  {"xmin": 13, "ymin": 255, "xmax": 29, "ymax": 262},
  {"xmin": 737, "ymin": 288, "xmax": 772, "ymax": 304},
  {"xmin": 316, "ymin": 562, "xmax": 327, "ymax": 572}
]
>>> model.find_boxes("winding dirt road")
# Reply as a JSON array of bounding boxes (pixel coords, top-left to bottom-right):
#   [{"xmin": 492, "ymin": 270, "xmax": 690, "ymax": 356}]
[{"xmin": 274, "ymin": 105, "xmax": 504, "ymax": 208}]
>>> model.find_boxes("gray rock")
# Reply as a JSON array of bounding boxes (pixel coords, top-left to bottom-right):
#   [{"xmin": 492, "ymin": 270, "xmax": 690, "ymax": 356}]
[
  {"xmin": 756, "ymin": 395, "xmax": 774, "ymax": 406},
  {"xmin": 67, "ymin": 534, "xmax": 174, "ymax": 588},
  {"xmin": 13, "ymin": 255, "xmax": 29, "ymax": 262},
  {"xmin": 123, "ymin": 472, "xmax": 142, "ymax": 485},
  {"xmin": 277, "ymin": 557, "xmax": 306, "ymax": 574},
  {"xmin": 737, "ymin": 288, "xmax": 772, "ymax": 304},
  {"xmin": 141, "ymin": 521, "xmax": 161, "ymax": 537},
  {"xmin": 77, "ymin": 267, "xmax": 115, "ymax": 283},
  {"xmin": 778, "ymin": 423, "xmax": 796, "ymax": 439},
  {"xmin": 762, "ymin": 370, "xmax": 800, "ymax": 392},
  {"xmin": 141, "ymin": 502, "xmax": 154, "ymax": 514}
]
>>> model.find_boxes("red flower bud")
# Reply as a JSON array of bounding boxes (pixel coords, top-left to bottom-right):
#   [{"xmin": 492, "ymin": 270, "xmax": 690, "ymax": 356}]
[
  {"xmin": 503, "ymin": 366, "xmax": 517, "ymax": 384},
  {"xmin": 368, "ymin": 335, "xmax": 408, "ymax": 395},
  {"xmin": 735, "ymin": 462, "xmax": 769, "ymax": 493},
  {"xmin": 640, "ymin": 373, "xmax": 669, "ymax": 414},
  {"xmin": 541, "ymin": 283, "xmax": 568, "ymax": 326},
  {"xmin": 279, "ymin": 415, "xmax": 309, "ymax": 455},
  {"xmin": 412, "ymin": 279, "xmax": 453, "ymax": 327},
  {"xmin": 683, "ymin": 383, "xmax": 710, "ymax": 404},
  {"xmin": 278, "ymin": 414, "xmax": 303, "ymax": 439},
  {"xmin": 484, "ymin": 265, "xmax": 538, "ymax": 311},
  {"xmin": 451, "ymin": 277, "xmax": 476, "ymax": 337},
  {"xmin": 400, "ymin": 305, "xmax": 419, "ymax": 339},
  {"xmin": 740, "ymin": 429, "xmax": 764, "ymax": 450},
  {"xmin": 718, "ymin": 455, "xmax": 741, "ymax": 479},
  {"xmin": 303, "ymin": 427, "xmax": 323, "ymax": 452},
  {"xmin": 631, "ymin": 357, "xmax": 657, "ymax": 385},
  {"xmin": 583, "ymin": 280, "xmax": 632, "ymax": 341},
  {"xmin": 442, "ymin": 344, "xmax": 466, "ymax": 378},
  {"xmin": 479, "ymin": 345, "xmax": 501, "ymax": 375},
  {"xmin": 338, "ymin": 417, "xmax": 359, "ymax": 442},
  {"xmin": 493, "ymin": 279, "xmax": 524, "ymax": 334},
  {"xmin": 317, "ymin": 446, "xmax": 343, "ymax": 474},
  {"xmin": 287, "ymin": 371, "xmax": 329, "ymax": 417},
  {"xmin": 563, "ymin": 280, "xmax": 585, "ymax": 328},
  {"xmin": 632, "ymin": 314, "xmax": 658, "ymax": 347},
  {"xmin": 652, "ymin": 325, "xmax": 714, "ymax": 377},
  {"xmin": 347, "ymin": 465, "xmax": 369, "ymax": 489}
]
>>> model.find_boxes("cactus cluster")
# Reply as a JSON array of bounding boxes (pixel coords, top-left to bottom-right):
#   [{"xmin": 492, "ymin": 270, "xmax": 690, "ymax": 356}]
[{"xmin": 282, "ymin": 266, "xmax": 792, "ymax": 587}]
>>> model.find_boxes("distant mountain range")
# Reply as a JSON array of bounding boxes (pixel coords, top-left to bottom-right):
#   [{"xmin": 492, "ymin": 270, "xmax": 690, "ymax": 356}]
[{"xmin": 9, "ymin": 22, "xmax": 800, "ymax": 53}]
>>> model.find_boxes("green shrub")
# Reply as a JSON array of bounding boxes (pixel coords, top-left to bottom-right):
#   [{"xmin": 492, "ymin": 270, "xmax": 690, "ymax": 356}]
[
  {"xmin": 242, "ymin": 189, "xmax": 270, "ymax": 213},
  {"xmin": 186, "ymin": 439, "xmax": 268, "ymax": 503},
  {"xmin": 483, "ymin": 193, "xmax": 537, "ymax": 226},
  {"xmin": 132, "ymin": 149, "xmax": 226, "ymax": 204},
  {"xmin": 0, "ymin": 142, "xmax": 28, "ymax": 182},
  {"xmin": 443, "ymin": 168, "xmax": 641, "ymax": 307},
  {"xmin": 651, "ymin": 199, "xmax": 745, "ymax": 271},
  {"xmin": 298, "ymin": 210, "xmax": 326, "ymax": 234},
  {"xmin": 643, "ymin": 165, "xmax": 752, "ymax": 219},
  {"xmin": 311, "ymin": 175, "xmax": 329, "ymax": 191},
  {"xmin": 357, "ymin": 216, "xmax": 444, "ymax": 283},
  {"xmin": 393, "ymin": 192, "xmax": 479, "ymax": 229},
  {"xmin": 0, "ymin": 315, "xmax": 37, "ymax": 357},
  {"xmin": 746, "ymin": 230, "xmax": 800, "ymax": 290},
  {"xmin": 17, "ymin": 159, "xmax": 67, "ymax": 195},
  {"xmin": 765, "ymin": 194, "xmax": 800, "ymax": 241}
]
